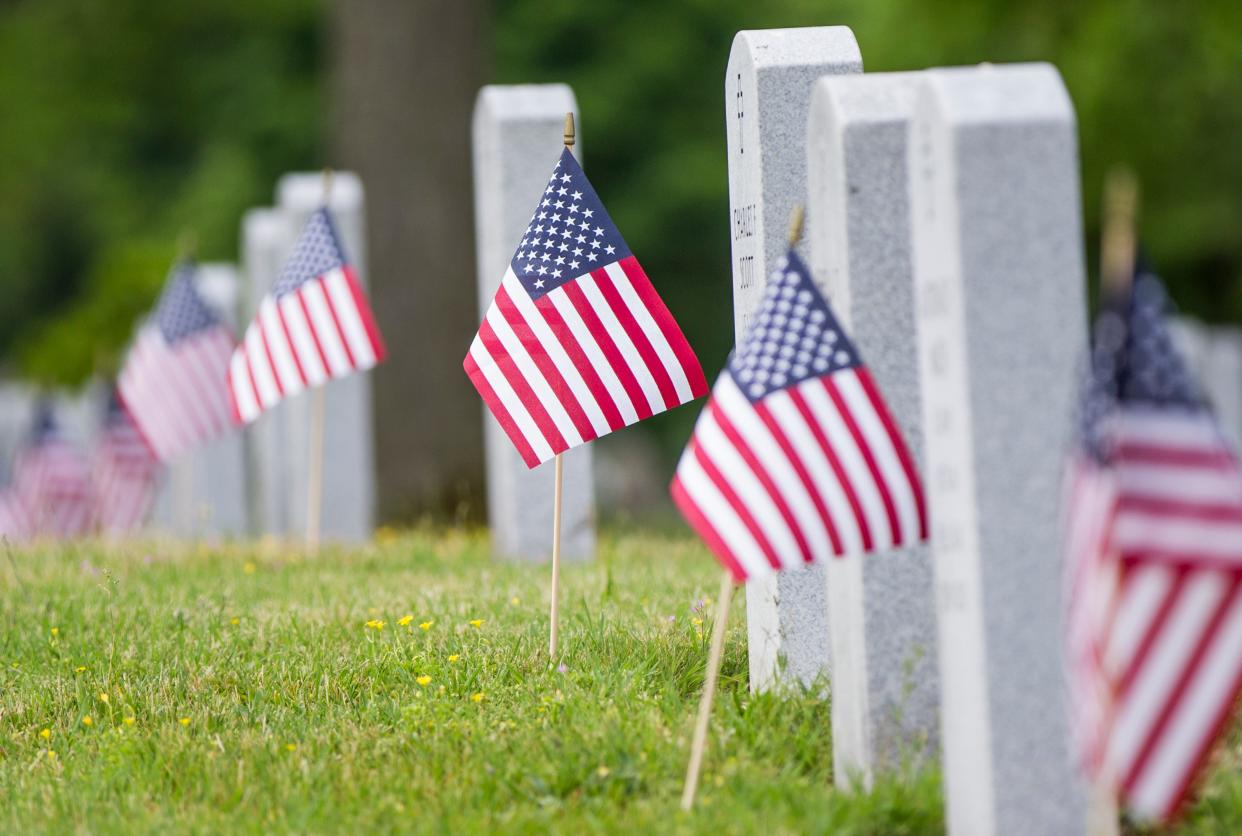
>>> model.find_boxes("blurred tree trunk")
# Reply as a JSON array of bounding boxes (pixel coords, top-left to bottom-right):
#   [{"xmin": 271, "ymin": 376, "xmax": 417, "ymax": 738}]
[{"xmin": 331, "ymin": 0, "xmax": 486, "ymax": 522}]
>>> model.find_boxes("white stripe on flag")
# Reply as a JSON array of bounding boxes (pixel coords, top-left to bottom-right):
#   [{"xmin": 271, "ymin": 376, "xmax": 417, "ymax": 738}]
[
  {"xmin": 603, "ymin": 261, "xmax": 694, "ymax": 403},
  {"xmin": 502, "ymin": 272, "xmax": 611, "ymax": 437},
  {"xmin": 469, "ymin": 338, "xmax": 554, "ymax": 463},
  {"xmin": 279, "ymin": 294, "xmax": 328, "ymax": 387},
  {"xmin": 1104, "ymin": 565, "xmax": 1175, "ymax": 676},
  {"xmin": 485, "ymin": 304, "xmax": 583, "ymax": 449},
  {"xmin": 260, "ymin": 298, "xmax": 305, "ymax": 395},
  {"xmin": 301, "ymin": 280, "xmax": 351, "ymax": 376},
  {"xmin": 546, "ymin": 289, "xmax": 640, "ymax": 426},
  {"xmin": 230, "ymin": 350, "xmax": 261, "ymax": 423},
  {"xmin": 576, "ymin": 273, "xmax": 665, "ymax": 415},
  {"xmin": 324, "ymin": 268, "xmax": 377, "ymax": 369},
  {"xmin": 714, "ymin": 376, "xmax": 832, "ymax": 563},
  {"xmin": 244, "ymin": 324, "xmax": 281, "ymax": 408},
  {"xmin": 675, "ymin": 442, "xmax": 771, "ymax": 578}
]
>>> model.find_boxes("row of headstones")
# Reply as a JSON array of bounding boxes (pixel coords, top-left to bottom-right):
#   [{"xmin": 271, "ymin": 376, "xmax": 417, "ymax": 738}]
[{"xmin": 0, "ymin": 177, "xmax": 378, "ymax": 543}]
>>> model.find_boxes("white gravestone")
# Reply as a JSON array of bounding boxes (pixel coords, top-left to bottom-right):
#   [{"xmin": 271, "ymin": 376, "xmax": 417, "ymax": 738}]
[
  {"xmin": 240, "ymin": 208, "xmax": 296, "ymax": 537},
  {"xmin": 276, "ymin": 173, "xmax": 376, "ymax": 542},
  {"xmin": 807, "ymin": 71, "xmax": 940, "ymax": 787},
  {"xmin": 726, "ymin": 26, "xmax": 862, "ymax": 691},
  {"xmin": 471, "ymin": 84, "xmax": 595, "ymax": 563},
  {"xmin": 151, "ymin": 264, "xmax": 250, "ymax": 539},
  {"xmin": 910, "ymin": 64, "xmax": 1088, "ymax": 834}
]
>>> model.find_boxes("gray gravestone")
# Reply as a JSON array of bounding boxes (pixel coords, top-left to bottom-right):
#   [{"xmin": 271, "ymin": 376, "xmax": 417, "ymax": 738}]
[
  {"xmin": 151, "ymin": 264, "xmax": 249, "ymax": 539},
  {"xmin": 240, "ymin": 207, "xmax": 296, "ymax": 537},
  {"xmin": 276, "ymin": 172, "xmax": 376, "ymax": 542},
  {"xmin": 726, "ymin": 25, "xmax": 862, "ymax": 691},
  {"xmin": 910, "ymin": 64, "xmax": 1088, "ymax": 834},
  {"xmin": 471, "ymin": 84, "xmax": 595, "ymax": 563},
  {"xmin": 1204, "ymin": 326, "xmax": 1242, "ymax": 449},
  {"xmin": 807, "ymin": 71, "xmax": 940, "ymax": 787}
]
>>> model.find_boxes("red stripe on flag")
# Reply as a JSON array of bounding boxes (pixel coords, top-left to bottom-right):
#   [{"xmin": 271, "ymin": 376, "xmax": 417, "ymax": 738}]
[
  {"xmin": 478, "ymin": 319, "xmax": 567, "ymax": 455},
  {"xmin": 559, "ymin": 280, "xmax": 653, "ymax": 422},
  {"xmin": 257, "ymin": 322, "xmax": 287, "ymax": 397},
  {"xmin": 1116, "ymin": 443, "xmax": 1235, "ymax": 470},
  {"xmin": 710, "ymin": 401, "xmax": 813, "ymax": 566},
  {"xmin": 1121, "ymin": 574, "xmax": 1242, "ymax": 796},
  {"xmin": 754, "ymin": 401, "xmax": 844, "ymax": 555},
  {"xmin": 297, "ymin": 291, "xmax": 334, "ymax": 376},
  {"xmin": 1116, "ymin": 566, "xmax": 1191, "ymax": 698},
  {"xmin": 496, "ymin": 286, "xmax": 595, "ymax": 443},
  {"xmin": 671, "ymin": 472, "xmax": 748, "ymax": 583},
  {"xmin": 1115, "ymin": 495, "xmax": 1242, "ymax": 524},
  {"xmin": 693, "ymin": 439, "xmax": 782, "ymax": 572},
  {"xmin": 275, "ymin": 302, "xmax": 309, "ymax": 387},
  {"xmin": 823, "ymin": 376, "xmax": 902, "ymax": 546},
  {"xmin": 855, "ymin": 368, "xmax": 928, "ymax": 541},
  {"xmin": 617, "ymin": 256, "xmax": 708, "ymax": 398},
  {"xmin": 316, "ymin": 276, "xmax": 357, "ymax": 371},
  {"xmin": 787, "ymin": 386, "xmax": 873, "ymax": 552},
  {"xmin": 532, "ymin": 294, "xmax": 626, "ymax": 432},
  {"xmin": 463, "ymin": 352, "xmax": 540, "ymax": 468},
  {"xmin": 342, "ymin": 266, "xmax": 388, "ymax": 363},
  {"xmin": 592, "ymin": 267, "xmax": 680, "ymax": 411}
]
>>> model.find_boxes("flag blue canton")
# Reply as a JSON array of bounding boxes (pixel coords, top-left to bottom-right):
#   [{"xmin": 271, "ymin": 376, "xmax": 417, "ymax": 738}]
[
  {"xmin": 728, "ymin": 251, "xmax": 860, "ymax": 402},
  {"xmin": 272, "ymin": 208, "xmax": 348, "ymax": 297},
  {"xmin": 155, "ymin": 263, "xmax": 221, "ymax": 344},
  {"xmin": 28, "ymin": 401, "xmax": 59, "ymax": 445},
  {"xmin": 510, "ymin": 147, "xmax": 631, "ymax": 300}
]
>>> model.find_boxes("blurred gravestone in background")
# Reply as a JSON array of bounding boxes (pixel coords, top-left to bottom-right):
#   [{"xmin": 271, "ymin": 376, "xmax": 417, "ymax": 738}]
[{"xmin": 331, "ymin": 0, "xmax": 487, "ymax": 521}]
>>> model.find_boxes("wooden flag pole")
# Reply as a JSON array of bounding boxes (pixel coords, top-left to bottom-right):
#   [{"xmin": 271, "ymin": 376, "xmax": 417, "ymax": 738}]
[
  {"xmin": 305, "ymin": 168, "xmax": 334, "ymax": 552},
  {"xmin": 548, "ymin": 114, "xmax": 575, "ymax": 660},
  {"xmin": 681, "ymin": 571, "xmax": 735, "ymax": 811},
  {"xmin": 1085, "ymin": 166, "xmax": 1140, "ymax": 836}
]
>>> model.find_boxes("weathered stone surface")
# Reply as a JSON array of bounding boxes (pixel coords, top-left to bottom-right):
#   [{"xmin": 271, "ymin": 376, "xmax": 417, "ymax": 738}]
[
  {"xmin": 726, "ymin": 25, "xmax": 862, "ymax": 691},
  {"xmin": 909, "ymin": 63, "xmax": 1088, "ymax": 834},
  {"xmin": 807, "ymin": 71, "xmax": 939, "ymax": 788},
  {"xmin": 471, "ymin": 84, "xmax": 595, "ymax": 563}
]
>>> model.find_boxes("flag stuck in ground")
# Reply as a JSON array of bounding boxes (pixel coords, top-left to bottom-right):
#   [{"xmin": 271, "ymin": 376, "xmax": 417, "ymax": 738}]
[
  {"xmin": 228, "ymin": 207, "xmax": 386, "ymax": 424},
  {"xmin": 118, "ymin": 262, "xmax": 235, "ymax": 462},
  {"xmin": 465, "ymin": 148, "xmax": 707, "ymax": 468},
  {"xmin": 93, "ymin": 390, "xmax": 160, "ymax": 536},
  {"xmin": 1065, "ymin": 265, "xmax": 1242, "ymax": 822},
  {"xmin": 671, "ymin": 249, "xmax": 926, "ymax": 582}
]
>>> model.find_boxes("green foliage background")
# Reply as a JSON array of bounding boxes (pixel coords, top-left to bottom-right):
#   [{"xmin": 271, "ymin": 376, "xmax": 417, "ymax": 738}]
[{"xmin": 1, "ymin": 0, "xmax": 1240, "ymax": 401}]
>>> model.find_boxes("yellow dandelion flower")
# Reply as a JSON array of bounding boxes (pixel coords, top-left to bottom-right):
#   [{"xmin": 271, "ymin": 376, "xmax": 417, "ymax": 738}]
[
  {"xmin": 397, "ymin": 615, "xmax": 413, "ymax": 626},
  {"xmin": 40, "ymin": 728, "xmax": 51, "ymax": 740},
  {"xmin": 468, "ymin": 619, "xmax": 484, "ymax": 628},
  {"xmin": 230, "ymin": 617, "xmax": 240, "ymax": 626},
  {"xmin": 691, "ymin": 617, "xmax": 704, "ymax": 627},
  {"xmin": 99, "ymin": 692, "xmax": 109, "ymax": 703},
  {"xmin": 123, "ymin": 717, "xmax": 135, "ymax": 726},
  {"xmin": 419, "ymin": 620, "xmax": 433, "ymax": 631},
  {"xmin": 50, "ymin": 627, "xmax": 59, "ymax": 636},
  {"xmin": 285, "ymin": 743, "xmax": 297, "ymax": 752},
  {"xmin": 179, "ymin": 717, "xmax": 190, "ymax": 726},
  {"xmin": 510, "ymin": 596, "xmax": 520, "ymax": 606},
  {"xmin": 416, "ymin": 675, "xmax": 432, "ymax": 686},
  {"xmin": 596, "ymin": 765, "xmax": 611, "ymax": 778},
  {"xmin": 81, "ymin": 716, "xmax": 93, "ymax": 727},
  {"xmin": 448, "ymin": 654, "xmax": 460, "ymax": 663},
  {"xmin": 471, "ymin": 692, "xmax": 485, "ymax": 703},
  {"xmin": 74, "ymin": 666, "xmax": 86, "ymax": 673},
  {"xmin": 243, "ymin": 562, "xmax": 257, "ymax": 575},
  {"xmin": 365, "ymin": 619, "xmax": 386, "ymax": 630},
  {"xmin": 46, "ymin": 749, "xmax": 56, "ymax": 759}
]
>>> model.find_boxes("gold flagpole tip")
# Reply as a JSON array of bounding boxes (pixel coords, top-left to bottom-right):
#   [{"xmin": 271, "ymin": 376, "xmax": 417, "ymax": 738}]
[
  {"xmin": 1101, "ymin": 165, "xmax": 1140, "ymax": 295},
  {"xmin": 787, "ymin": 204, "xmax": 805, "ymax": 248},
  {"xmin": 563, "ymin": 112, "xmax": 576, "ymax": 150}
]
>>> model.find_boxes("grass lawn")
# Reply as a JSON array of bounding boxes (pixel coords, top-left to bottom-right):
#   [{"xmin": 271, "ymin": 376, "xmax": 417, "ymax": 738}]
[{"xmin": 0, "ymin": 528, "xmax": 1237, "ymax": 833}]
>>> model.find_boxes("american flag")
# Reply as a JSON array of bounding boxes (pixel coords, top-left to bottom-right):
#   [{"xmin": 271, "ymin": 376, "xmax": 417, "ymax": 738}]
[
  {"xmin": 671, "ymin": 250, "xmax": 926, "ymax": 581},
  {"xmin": 1064, "ymin": 267, "xmax": 1242, "ymax": 821},
  {"xmin": 118, "ymin": 262, "xmax": 235, "ymax": 462},
  {"xmin": 228, "ymin": 208, "xmax": 386, "ymax": 423},
  {"xmin": 93, "ymin": 390, "xmax": 160, "ymax": 536},
  {"xmin": 10, "ymin": 403, "xmax": 93, "ymax": 538},
  {"xmin": 0, "ymin": 479, "xmax": 30, "ymax": 542},
  {"xmin": 465, "ymin": 148, "xmax": 707, "ymax": 467}
]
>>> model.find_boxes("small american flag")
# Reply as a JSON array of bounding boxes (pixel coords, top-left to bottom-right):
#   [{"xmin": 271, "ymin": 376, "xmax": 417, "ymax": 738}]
[
  {"xmin": 228, "ymin": 208, "xmax": 386, "ymax": 423},
  {"xmin": 93, "ymin": 390, "xmax": 160, "ymax": 536},
  {"xmin": 11, "ymin": 403, "xmax": 93, "ymax": 538},
  {"xmin": 0, "ymin": 482, "xmax": 30, "ymax": 542},
  {"xmin": 1065, "ymin": 267, "xmax": 1242, "ymax": 821},
  {"xmin": 118, "ymin": 262, "xmax": 235, "ymax": 461},
  {"xmin": 465, "ymin": 148, "xmax": 707, "ymax": 467},
  {"xmin": 671, "ymin": 250, "xmax": 926, "ymax": 581}
]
